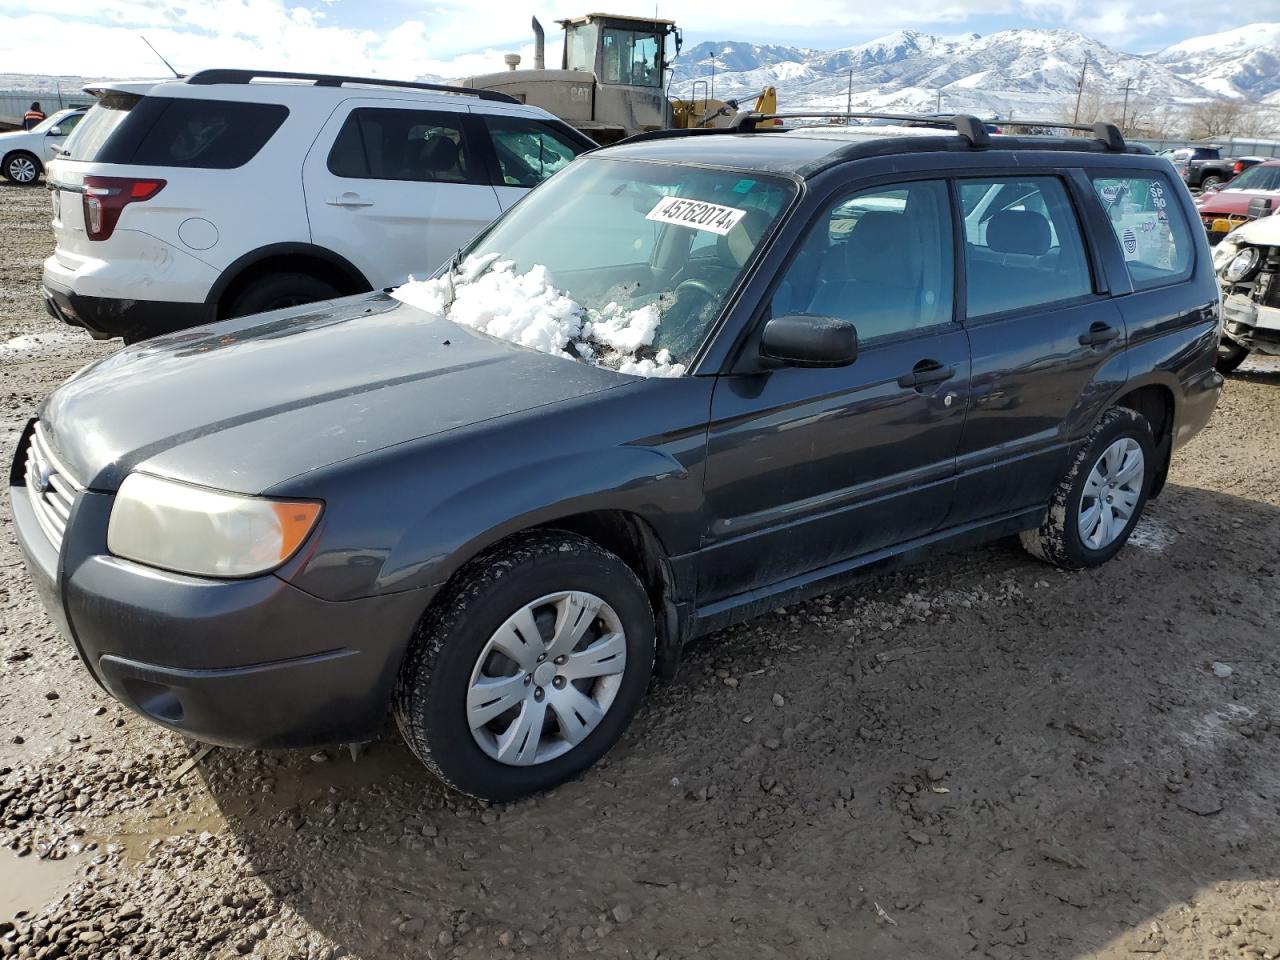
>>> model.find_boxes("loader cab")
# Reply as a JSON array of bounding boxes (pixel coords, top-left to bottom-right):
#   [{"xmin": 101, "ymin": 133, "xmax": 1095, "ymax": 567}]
[{"xmin": 560, "ymin": 14, "xmax": 676, "ymax": 89}]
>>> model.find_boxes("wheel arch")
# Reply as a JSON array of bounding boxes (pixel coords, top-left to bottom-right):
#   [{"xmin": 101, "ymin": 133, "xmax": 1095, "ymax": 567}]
[
  {"xmin": 2, "ymin": 148, "xmax": 42, "ymax": 178},
  {"xmin": 415, "ymin": 508, "xmax": 690, "ymax": 683},
  {"xmin": 207, "ymin": 243, "xmax": 373, "ymax": 319},
  {"xmin": 1109, "ymin": 379, "xmax": 1177, "ymax": 497}
]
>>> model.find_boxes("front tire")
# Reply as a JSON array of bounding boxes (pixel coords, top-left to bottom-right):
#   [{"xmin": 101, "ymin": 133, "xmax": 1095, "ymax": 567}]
[
  {"xmin": 2, "ymin": 151, "xmax": 41, "ymax": 185},
  {"xmin": 1216, "ymin": 338, "xmax": 1250, "ymax": 375},
  {"xmin": 1021, "ymin": 407, "xmax": 1154, "ymax": 571},
  {"xmin": 394, "ymin": 531, "xmax": 655, "ymax": 801}
]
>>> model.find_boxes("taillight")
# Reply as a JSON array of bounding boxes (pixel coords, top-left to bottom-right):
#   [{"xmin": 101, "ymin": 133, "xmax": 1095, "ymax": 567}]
[
  {"xmin": 81, "ymin": 176, "xmax": 165, "ymax": 241},
  {"xmin": 1233, "ymin": 161, "xmax": 1244, "ymax": 174}
]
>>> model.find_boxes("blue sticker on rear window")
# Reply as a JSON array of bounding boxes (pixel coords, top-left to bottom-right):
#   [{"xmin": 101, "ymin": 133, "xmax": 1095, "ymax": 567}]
[{"xmin": 733, "ymin": 179, "xmax": 754, "ymax": 194}]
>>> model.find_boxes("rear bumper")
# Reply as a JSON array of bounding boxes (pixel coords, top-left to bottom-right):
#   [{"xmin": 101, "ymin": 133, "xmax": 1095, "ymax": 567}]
[
  {"xmin": 9, "ymin": 459, "xmax": 433, "ymax": 748},
  {"xmin": 41, "ymin": 281, "xmax": 215, "ymax": 341}
]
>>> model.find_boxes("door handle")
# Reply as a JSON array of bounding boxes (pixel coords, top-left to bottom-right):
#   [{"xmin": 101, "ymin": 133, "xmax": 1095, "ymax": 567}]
[
  {"xmin": 1078, "ymin": 322, "xmax": 1119, "ymax": 347},
  {"xmin": 897, "ymin": 360, "xmax": 955, "ymax": 389},
  {"xmin": 326, "ymin": 193, "xmax": 374, "ymax": 207}
]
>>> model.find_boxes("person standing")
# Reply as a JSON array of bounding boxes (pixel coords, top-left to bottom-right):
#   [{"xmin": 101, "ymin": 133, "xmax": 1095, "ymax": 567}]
[{"xmin": 23, "ymin": 102, "xmax": 46, "ymax": 130}]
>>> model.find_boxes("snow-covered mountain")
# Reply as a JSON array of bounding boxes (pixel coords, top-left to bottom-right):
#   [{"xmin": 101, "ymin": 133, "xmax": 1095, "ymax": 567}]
[
  {"xmin": 1154, "ymin": 22, "xmax": 1280, "ymax": 101},
  {"xmin": 670, "ymin": 25, "xmax": 1280, "ymax": 119}
]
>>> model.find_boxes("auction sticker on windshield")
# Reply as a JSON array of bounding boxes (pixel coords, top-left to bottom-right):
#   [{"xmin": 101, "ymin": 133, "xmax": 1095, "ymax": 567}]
[{"xmin": 646, "ymin": 196, "xmax": 748, "ymax": 235}]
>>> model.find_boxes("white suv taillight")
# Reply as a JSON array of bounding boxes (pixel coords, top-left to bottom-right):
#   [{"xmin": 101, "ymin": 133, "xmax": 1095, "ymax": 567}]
[{"xmin": 82, "ymin": 176, "xmax": 166, "ymax": 241}]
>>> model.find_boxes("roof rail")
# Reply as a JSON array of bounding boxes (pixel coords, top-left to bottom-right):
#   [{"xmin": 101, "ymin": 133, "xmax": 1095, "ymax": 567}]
[
  {"xmin": 185, "ymin": 69, "xmax": 521, "ymax": 104},
  {"xmin": 733, "ymin": 111, "xmax": 993, "ymax": 148},
  {"xmin": 1000, "ymin": 119, "xmax": 1126, "ymax": 151}
]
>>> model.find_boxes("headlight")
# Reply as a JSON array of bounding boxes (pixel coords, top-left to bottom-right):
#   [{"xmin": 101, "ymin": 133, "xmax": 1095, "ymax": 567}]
[
  {"xmin": 107, "ymin": 473, "xmax": 322, "ymax": 578},
  {"xmin": 1224, "ymin": 247, "xmax": 1261, "ymax": 283}
]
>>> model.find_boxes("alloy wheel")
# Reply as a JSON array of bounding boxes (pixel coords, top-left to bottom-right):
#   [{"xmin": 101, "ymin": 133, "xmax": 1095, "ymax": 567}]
[
  {"xmin": 8, "ymin": 157, "xmax": 37, "ymax": 183},
  {"xmin": 466, "ymin": 591, "xmax": 626, "ymax": 766},
  {"xmin": 1078, "ymin": 437, "xmax": 1144, "ymax": 550}
]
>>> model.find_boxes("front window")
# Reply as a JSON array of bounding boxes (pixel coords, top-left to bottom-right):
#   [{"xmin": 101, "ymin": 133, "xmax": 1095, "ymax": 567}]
[
  {"xmin": 393, "ymin": 157, "xmax": 794, "ymax": 376},
  {"xmin": 564, "ymin": 22, "xmax": 598, "ymax": 72},
  {"xmin": 601, "ymin": 27, "xmax": 662, "ymax": 86},
  {"xmin": 1224, "ymin": 164, "xmax": 1280, "ymax": 193}
]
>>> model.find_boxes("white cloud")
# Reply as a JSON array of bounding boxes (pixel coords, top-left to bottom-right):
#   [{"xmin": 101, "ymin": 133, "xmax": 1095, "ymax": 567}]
[{"xmin": 0, "ymin": 0, "xmax": 1257, "ymax": 80}]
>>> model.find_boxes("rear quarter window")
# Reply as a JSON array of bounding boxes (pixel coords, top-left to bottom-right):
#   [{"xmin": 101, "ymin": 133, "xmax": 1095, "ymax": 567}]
[
  {"xmin": 64, "ymin": 93, "xmax": 141, "ymax": 161},
  {"xmin": 94, "ymin": 98, "xmax": 288, "ymax": 169},
  {"xmin": 1092, "ymin": 174, "xmax": 1193, "ymax": 290}
]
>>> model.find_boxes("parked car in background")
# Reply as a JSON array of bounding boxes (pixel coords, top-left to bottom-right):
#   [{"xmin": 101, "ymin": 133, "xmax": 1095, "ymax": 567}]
[
  {"xmin": 0, "ymin": 108, "xmax": 87, "ymax": 184},
  {"xmin": 1213, "ymin": 212, "xmax": 1280, "ymax": 373},
  {"xmin": 1167, "ymin": 146, "xmax": 1242, "ymax": 191},
  {"xmin": 1193, "ymin": 160, "xmax": 1280, "ymax": 243},
  {"xmin": 41, "ymin": 69, "xmax": 595, "ymax": 343},
  {"xmin": 12, "ymin": 114, "xmax": 1222, "ymax": 800}
]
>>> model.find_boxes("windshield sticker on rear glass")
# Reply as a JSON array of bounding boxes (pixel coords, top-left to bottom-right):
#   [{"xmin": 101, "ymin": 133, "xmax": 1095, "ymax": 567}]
[{"xmin": 645, "ymin": 196, "xmax": 748, "ymax": 235}]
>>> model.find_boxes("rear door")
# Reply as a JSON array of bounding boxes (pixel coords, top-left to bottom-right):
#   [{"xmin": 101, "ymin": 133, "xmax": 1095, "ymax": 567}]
[
  {"xmin": 949, "ymin": 173, "xmax": 1127, "ymax": 525},
  {"xmin": 302, "ymin": 100, "xmax": 502, "ymax": 288}
]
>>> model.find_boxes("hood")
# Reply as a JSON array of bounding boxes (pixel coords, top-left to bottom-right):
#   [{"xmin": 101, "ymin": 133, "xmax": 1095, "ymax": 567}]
[
  {"xmin": 1225, "ymin": 212, "xmax": 1280, "ymax": 247},
  {"xmin": 0, "ymin": 129, "xmax": 35, "ymax": 143},
  {"xmin": 39, "ymin": 294, "xmax": 630, "ymax": 493},
  {"xmin": 1196, "ymin": 188, "xmax": 1280, "ymax": 216}
]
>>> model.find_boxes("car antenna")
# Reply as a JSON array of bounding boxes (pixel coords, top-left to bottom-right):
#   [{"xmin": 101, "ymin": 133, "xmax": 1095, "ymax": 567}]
[{"xmin": 141, "ymin": 36, "xmax": 183, "ymax": 79}]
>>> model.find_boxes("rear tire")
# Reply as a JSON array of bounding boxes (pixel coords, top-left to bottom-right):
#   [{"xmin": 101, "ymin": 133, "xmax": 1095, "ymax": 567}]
[
  {"xmin": 2, "ymin": 151, "xmax": 41, "ymax": 185},
  {"xmin": 222, "ymin": 272, "xmax": 340, "ymax": 319},
  {"xmin": 1020, "ymin": 407, "xmax": 1154, "ymax": 571},
  {"xmin": 1216, "ymin": 339, "xmax": 1250, "ymax": 375},
  {"xmin": 1200, "ymin": 175, "xmax": 1223, "ymax": 191},
  {"xmin": 394, "ymin": 531, "xmax": 655, "ymax": 801}
]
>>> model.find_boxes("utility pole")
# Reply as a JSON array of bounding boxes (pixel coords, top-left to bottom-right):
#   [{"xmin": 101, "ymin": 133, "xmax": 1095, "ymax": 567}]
[
  {"xmin": 1120, "ymin": 78, "xmax": 1132, "ymax": 132},
  {"xmin": 1072, "ymin": 58, "xmax": 1088, "ymax": 125},
  {"xmin": 710, "ymin": 54, "xmax": 715, "ymax": 100},
  {"xmin": 846, "ymin": 69, "xmax": 853, "ymax": 123},
  {"xmin": 936, "ymin": 88, "xmax": 942, "ymax": 113}
]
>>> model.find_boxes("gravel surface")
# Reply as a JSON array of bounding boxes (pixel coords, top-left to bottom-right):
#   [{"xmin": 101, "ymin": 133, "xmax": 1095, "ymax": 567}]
[{"xmin": 3, "ymin": 181, "xmax": 1280, "ymax": 959}]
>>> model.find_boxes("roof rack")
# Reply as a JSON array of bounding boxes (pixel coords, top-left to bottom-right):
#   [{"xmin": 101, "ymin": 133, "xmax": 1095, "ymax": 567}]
[
  {"xmin": 732, "ymin": 111, "xmax": 1128, "ymax": 152},
  {"xmin": 733, "ymin": 112, "xmax": 994, "ymax": 147},
  {"xmin": 185, "ymin": 69, "xmax": 521, "ymax": 104}
]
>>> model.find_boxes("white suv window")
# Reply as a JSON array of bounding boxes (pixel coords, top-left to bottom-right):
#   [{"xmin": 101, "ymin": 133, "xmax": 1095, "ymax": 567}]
[
  {"xmin": 327, "ymin": 108, "xmax": 475, "ymax": 184},
  {"xmin": 484, "ymin": 116, "xmax": 583, "ymax": 187}
]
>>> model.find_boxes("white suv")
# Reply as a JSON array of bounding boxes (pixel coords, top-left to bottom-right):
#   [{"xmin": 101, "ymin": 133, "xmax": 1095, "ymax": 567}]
[{"xmin": 42, "ymin": 69, "xmax": 594, "ymax": 342}]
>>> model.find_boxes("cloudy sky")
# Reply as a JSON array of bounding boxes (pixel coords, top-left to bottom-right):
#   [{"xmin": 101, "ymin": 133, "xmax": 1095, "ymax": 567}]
[{"xmin": 0, "ymin": 0, "xmax": 1271, "ymax": 79}]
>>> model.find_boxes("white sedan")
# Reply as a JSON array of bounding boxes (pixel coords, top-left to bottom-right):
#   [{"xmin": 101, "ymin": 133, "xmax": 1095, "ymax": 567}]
[{"xmin": 1, "ymin": 108, "xmax": 86, "ymax": 184}]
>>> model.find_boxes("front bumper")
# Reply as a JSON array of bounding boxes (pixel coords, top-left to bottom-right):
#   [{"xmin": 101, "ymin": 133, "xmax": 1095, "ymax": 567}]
[
  {"xmin": 1222, "ymin": 294, "xmax": 1280, "ymax": 355},
  {"xmin": 9, "ymin": 434, "xmax": 432, "ymax": 748}
]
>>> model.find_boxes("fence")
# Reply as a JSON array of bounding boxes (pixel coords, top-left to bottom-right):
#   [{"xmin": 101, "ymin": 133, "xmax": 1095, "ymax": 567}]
[
  {"xmin": 1131, "ymin": 137, "xmax": 1280, "ymax": 159},
  {"xmin": 0, "ymin": 88, "xmax": 94, "ymax": 129}
]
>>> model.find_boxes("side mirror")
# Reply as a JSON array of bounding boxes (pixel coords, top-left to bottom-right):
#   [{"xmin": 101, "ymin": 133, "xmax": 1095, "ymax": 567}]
[
  {"xmin": 47, "ymin": 126, "xmax": 63, "ymax": 136},
  {"xmin": 760, "ymin": 314, "xmax": 858, "ymax": 368}
]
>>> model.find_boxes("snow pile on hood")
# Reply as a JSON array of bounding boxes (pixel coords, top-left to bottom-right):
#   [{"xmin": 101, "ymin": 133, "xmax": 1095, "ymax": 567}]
[{"xmin": 392, "ymin": 256, "xmax": 686, "ymax": 378}]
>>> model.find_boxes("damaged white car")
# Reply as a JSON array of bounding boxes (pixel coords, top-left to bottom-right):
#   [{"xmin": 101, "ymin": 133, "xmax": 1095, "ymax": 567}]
[{"xmin": 1214, "ymin": 215, "xmax": 1280, "ymax": 373}]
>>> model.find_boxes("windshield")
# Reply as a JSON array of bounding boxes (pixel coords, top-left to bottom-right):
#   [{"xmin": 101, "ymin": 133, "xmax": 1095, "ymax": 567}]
[
  {"xmin": 601, "ymin": 27, "xmax": 662, "ymax": 86},
  {"xmin": 393, "ymin": 157, "xmax": 794, "ymax": 376},
  {"xmin": 64, "ymin": 92, "xmax": 141, "ymax": 161},
  {"xmin": 1226, "ymin": 164, "xmax": 1280, "ymax": 192}
]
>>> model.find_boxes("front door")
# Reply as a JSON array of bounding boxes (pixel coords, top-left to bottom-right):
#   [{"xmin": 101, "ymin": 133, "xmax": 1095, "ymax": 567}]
[
  {"xmin": 700, "ymin": 179, "xmax": 971, "ymax": 605},
  {"xmin": 302, "ymin": 99, "xmax": 502, "ymax": 289},
  {"xmin": 476, "ymin": 108, "xmax": 592, "ymax": 212}
]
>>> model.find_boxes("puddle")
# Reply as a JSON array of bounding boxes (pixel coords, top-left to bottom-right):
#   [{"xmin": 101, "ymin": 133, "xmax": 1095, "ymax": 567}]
[
  {"xmin": 0, "ymin": 852, "xmax": 80, "ymax": 919},
  {"xmin": 1129, "ymin": 515, "xmax": 1176, "ymax": 553},
  {"xmin": 0, "ymin": 330, "xmax": 86, "ymax": 355}
]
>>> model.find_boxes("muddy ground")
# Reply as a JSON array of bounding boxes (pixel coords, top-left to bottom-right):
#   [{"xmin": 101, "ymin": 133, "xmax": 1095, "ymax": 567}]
[{"xmin": 2, "ymin": 180, "xmax": 1279, "ymax": 960}]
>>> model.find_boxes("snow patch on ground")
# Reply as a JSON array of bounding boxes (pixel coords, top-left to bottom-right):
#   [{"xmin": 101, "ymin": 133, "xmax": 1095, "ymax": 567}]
[
  {"xmin": 0, "ymin": 330, "xmax": 84, "ymax": 355},
  {"xmin": 393, "ymin": 258, "xmax": 687, "ymax": 378},
  {"xmin": 1128, "ymin": 516, "xmax": 1177, "ymax": 553}
]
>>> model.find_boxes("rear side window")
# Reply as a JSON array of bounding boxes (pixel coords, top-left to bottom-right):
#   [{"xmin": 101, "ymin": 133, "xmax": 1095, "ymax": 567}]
[
  {"xmin": 327, "ymin": 108, "xmax": 475, "ymax": 184},
  {"xmin": 960, "ymin": 177, "xmax": 1093, "ymax": 318},
  {"xmin": 95, "ymin": 98, "xmax": 288, "ymax": 169},
  {"xmin": 483, "ymin": 116, "xmax": 585, "ymax": 187},
  {"xmin": 64, "ymin": 93, "xmax": 141, "ymax": 161},
  {"xmin": 1092, "ymin": 175, "xmax": 1193, "ymax": 290}
]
